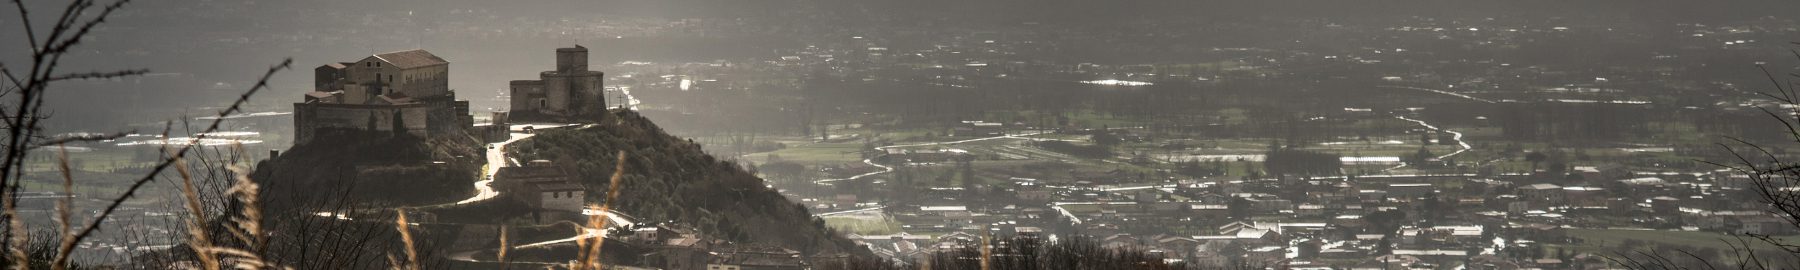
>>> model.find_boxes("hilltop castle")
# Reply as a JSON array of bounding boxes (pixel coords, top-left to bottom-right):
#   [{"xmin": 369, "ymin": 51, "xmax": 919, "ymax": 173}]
[
  {"xmin": 294, "ymin": 49, "xmax": 474, "ymax": 144},
  {"xmin": 509, "ymin": 45, "xmax": 607, "ymax": 119}
]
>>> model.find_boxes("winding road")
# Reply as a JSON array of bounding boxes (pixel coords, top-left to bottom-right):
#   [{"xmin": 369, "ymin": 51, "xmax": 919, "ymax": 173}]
[
  {"xmin": 814, "ymin": 130, "xmax": 1051, "ymax": 184},
  {"xmin": 1378, "ymin": 85, "xmax": 1497, "ymax": 104},
  {"xmin": 457, "ymin": 131, "xmax": 532, "ymax": 204},
  {"xmin": 1394, "ymin": 115, "xmax": 1472, "ymax": 160},
  {"xmin": 445, "ymin": 209, "xmax": 636, "ymax": 263},
  {"xmin": 455, "ymin": 123, "xmax": 583, "ymax": 205}
]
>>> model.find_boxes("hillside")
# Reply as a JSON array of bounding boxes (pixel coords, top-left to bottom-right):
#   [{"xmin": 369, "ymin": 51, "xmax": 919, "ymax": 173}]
[
  {"xmin": 506, "ymin": 110, "xmax": 862, "ymax": 255},
  {"xmin": 243, "ymin": 109, "xmax": 859, "ymax": 265},
  {"xmin": 250, "ymin": 130, "xmax": 485, "ymax": 211}
]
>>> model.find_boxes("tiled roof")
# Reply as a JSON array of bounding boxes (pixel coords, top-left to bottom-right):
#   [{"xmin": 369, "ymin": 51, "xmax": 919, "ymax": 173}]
[
  {"xmin": 530, "ymin": 181, "xmax": 584, "ymax": 192},
  {"xmin": 373, "ymin": 49, "xmax": 448, "ymax": 68},
  {"xmin": 496, "ymin": 166, "xmax": 566, "ymax": 180}
]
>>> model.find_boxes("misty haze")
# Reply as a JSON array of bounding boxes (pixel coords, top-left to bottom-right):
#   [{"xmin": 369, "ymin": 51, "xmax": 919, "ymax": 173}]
[{"xmin": 4, "ymin": 0, "xmax": 1800, "ymax": 269}]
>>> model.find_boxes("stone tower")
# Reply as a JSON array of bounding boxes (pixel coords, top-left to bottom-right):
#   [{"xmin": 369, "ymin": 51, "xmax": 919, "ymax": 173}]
[
  {"xmin": 510, "ymin": 45, "xmax": 606, "ymax": 119},
  {"xmin": 556, "ymin": 46, "xmax": 589, "ymax": 73}
]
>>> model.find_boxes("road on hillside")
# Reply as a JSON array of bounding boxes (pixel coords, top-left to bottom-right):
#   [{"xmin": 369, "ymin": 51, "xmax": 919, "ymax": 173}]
[{"xmin": 456, "ymin": 123, "xmax": 581, "ymax": 205}]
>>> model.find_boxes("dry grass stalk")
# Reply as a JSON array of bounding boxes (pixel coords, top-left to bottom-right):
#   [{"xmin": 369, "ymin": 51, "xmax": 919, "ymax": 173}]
[
  {"xmin": 50, "ymin": 145, "xmax": 75, "ymax": 270},
  {"xmin": 572, "ymin": 207, "xmax": 594, "ymax": 270},
  {"xmin": 580, "ymin": 151, "xmax": 629, "ymax": 270},
  {"xmin": 385, "ymin": 253, "xmax": 402, "ymax": 270},
  {"xmin": 570, "ymin": 222, "xmax": 586, "ymax": 270},
  {"xmin": 224, "ymin": 162, "xmax": 265, "ymax": 254},
  {"xmin": 196, "ymin": 247, "xmax": 275, "ymax": 269},
  {"xmin": 56, "ymin": 59, "xmax": 290, "ymax": 259},
  {"xmin": 582, "ymin": 210, "xmax": 604, "ymax": 270},
  {"xmin": 3, "ymin": 193, "xmax": 24, "ymax": 270},
  {"xmin": 979, "ymin": 224, "xmax": 990, "ymax": 270},
  {"xmin": 175, "ymin": 157, "xmax": 221, "ymax": 270},
  {"xmin": 217, "ymin": 143, "xmax": 274, "ymax": 269},
  {"xmin": 497, "ymin": 225, "xmax": 509, "ymax": 265},
  {"xmin": 394, "ymin": 209, "xmax": 420, "ymax": 270}
]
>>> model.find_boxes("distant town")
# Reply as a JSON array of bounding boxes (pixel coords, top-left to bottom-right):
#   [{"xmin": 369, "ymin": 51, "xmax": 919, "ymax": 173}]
[{"xmin": 8, "ymin": 1, "xmax": 1800, "ymax": 269}]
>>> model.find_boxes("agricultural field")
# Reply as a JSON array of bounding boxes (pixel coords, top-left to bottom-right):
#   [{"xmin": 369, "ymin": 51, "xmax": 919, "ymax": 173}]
[{"xmin": 824, "ymin": 212, "xmax": 904, "ymax": 235}]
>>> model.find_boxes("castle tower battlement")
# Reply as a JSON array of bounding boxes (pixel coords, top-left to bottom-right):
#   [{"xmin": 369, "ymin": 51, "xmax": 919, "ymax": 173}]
[
  {"xmin": 556, "ymin": 45, "xmax": 589, "ymax": 73},
  {"xmin": 511, "ymin": 46, "xmax": 606, "ymax": 119}
]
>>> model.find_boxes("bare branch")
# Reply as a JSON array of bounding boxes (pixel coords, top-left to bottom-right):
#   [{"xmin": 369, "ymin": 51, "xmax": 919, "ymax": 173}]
[
  {"xmin": 44, "ymin": 69, "xmax": 148, "ymax": 82},
  {"xmin": 41, "ymin": 0, "xmax": 133, "ymax": 57},
  {"xmin": 1757, "ymin": 64, "xmax": 1795, "ymax": 104},
  {"xmin": 65, "ymin": 58, "xmax": 290, "ymax": 249},
  {"xmin": 9, "ymin": 0, "xmax": 38, "ymax": 56},
  {"xmin": 27, "ymin": 131, "xmax": 131, "ymax": 150}
]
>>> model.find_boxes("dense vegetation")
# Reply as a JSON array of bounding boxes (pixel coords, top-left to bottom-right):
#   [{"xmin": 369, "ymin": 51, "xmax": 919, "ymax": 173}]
[
  {"xmin": 507, "ymin": 110, "xmax": 861, "ymax": 255},
  {"xmin": 250, "ymin": 131, "xmax": 484, "ymax": 210},
  {"xmin": 1263, "ymin": 147, "xmax": 1342, "ymax": 176}
]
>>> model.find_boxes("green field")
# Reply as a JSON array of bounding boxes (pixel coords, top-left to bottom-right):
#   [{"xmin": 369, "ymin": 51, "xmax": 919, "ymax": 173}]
[
  {"xmin": 824, "ymin": 215, "xmax": 903, "ymax": 235},
  {"xmin": 756, "ymin": 142, "xmax": 866, "ymax": 165}
]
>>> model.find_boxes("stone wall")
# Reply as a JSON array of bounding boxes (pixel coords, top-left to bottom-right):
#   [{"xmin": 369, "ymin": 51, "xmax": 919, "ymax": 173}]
[
  {"xmin": 398, "ymin": 65, "xmax": 449, "ymax": 98},
  {"xmin": 510, "ymin": 80, "xmax": 546, "ymax": 113},
  {"xmin": 293, "ymin": 102, "xmax": 431, "ymax": 144},
  {"xmin": 543, "ymin": 74, "xmax": 571, "ymax": 114},
  {"xmin": 537, "ymin": 190, "xmax": 585, "ymax": 212}
]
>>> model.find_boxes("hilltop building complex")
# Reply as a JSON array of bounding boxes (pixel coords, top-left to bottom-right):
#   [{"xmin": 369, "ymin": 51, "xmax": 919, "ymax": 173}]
[{"xmin": 294, "ymin": 49, "xmax": 474, "ymax": 144}]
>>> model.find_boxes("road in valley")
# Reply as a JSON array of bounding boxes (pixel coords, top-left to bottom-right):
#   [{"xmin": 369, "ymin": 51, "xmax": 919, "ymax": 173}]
[
  {"xmin": 814, "ymin": 130, "xmax": 1051, "ymax": 184},
  {"xmin": 1393, "ymin": 115, "xmax": 1472, "ymax": 160},
  {"xmin": 1378, "ymin": 85, "xmax": 1497, "ymax": 104}
]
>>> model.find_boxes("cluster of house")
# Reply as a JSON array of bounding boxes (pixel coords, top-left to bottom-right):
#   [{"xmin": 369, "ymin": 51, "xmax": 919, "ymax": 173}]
[
  {"xmin": 613, "ymin": 223, "xmax": 850, "ymax": 270},
  {"xmin": 838, "ymin": 164, "xmax": 1798, "ymax": 268},
  {"xmin": 492, "ymin": 160, "xmax": 586, "ymax": 219}
]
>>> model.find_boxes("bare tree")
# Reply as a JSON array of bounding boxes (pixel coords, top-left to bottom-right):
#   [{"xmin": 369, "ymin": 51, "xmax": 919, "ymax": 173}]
[
  {"xmin": 1618, "ymin": 43, "xmax": 1800, "ymax": 269},
  {"xmin": 0, "ymin": 0, "xmax": 297, "ymax": 268}
]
